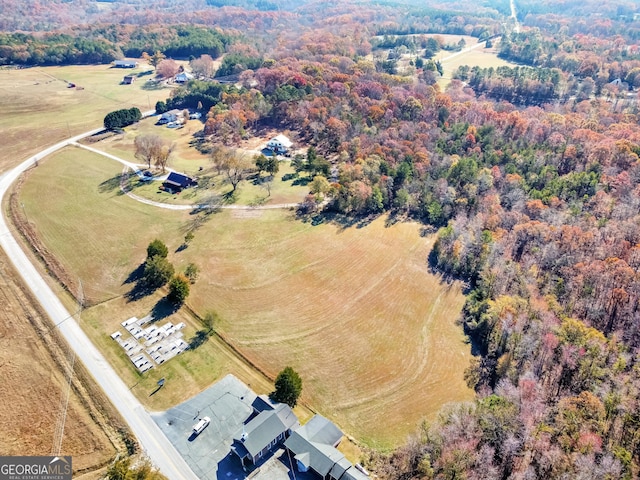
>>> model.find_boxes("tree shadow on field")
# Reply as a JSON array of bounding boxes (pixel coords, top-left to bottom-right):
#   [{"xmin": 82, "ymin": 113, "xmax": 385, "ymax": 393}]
[
  {"xmin": 426, "ymin": 247, "xmax": 473, "ymax": 295},
  {"xmin": 151, "ymin": 297, "xmax": 180, "ymax": 322},
  {"xmin": 123, "ymin": 263, "xmax": 158, "ymax": 302},
  {"xmin": 98, "ymin": 174, "xmax": 126, "ymax": 195},
  {"xmin": 125, "ymin": 281, "xmax": 156, "ymax": 302},
  {"xmin": 141, "ymin": 80, "xmax": 166, "ymax": 91},
  {"xmin": 188, "ymin": 330, "xmax": 210, "ymax": 350},
  {"xmin": 292, "ymin": 176, "xmax": 311, "ymax": 187},
  {"xmin": 123, "ymin": 263, "xmax": 145, "ymax": 285},
  {"xmin": 297, "ymin": 210, "xmax": 377, "ymax": 231}
]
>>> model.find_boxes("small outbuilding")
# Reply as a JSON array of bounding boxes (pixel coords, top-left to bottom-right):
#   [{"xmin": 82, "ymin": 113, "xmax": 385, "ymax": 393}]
[
  {"xmin": 123, "ymin": 75, "xmax": 136, "ymax": 84},
  {"xmin": 114, "ymin": 60, "xmax": 139, "ymax": 68},
  {"xmin": 163, "ymin": 172, "xmax": 197, "ymax": 190}
]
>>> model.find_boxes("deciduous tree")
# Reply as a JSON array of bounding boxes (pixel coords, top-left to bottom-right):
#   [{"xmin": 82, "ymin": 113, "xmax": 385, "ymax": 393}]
[
  {"xmin": 157, "ymin": 58, "xmax": 180, "ymax": 79},
  {"xmin": 135, "ymin": 134, "xmax": 163, "ymax": 169},
  {"xmin": 143, "ymin": 255, "xmax": 174, "ymax": 288}
]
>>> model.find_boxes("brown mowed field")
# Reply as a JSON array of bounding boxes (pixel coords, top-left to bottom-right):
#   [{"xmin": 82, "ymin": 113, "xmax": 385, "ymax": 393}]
[
  {"xmin": 20, "ymin": 149, "xmax": 474, "ymax": 449},
  {"xmin": 0, "ymin": 64, "xmax": 172, "ymax": 173},
  {"xmin": 0, "ymin": 64, "xmax": 165, "ymax": 474},
  {"xmin": 0, "ymin": 249, "xmax": 117, "ymax": 473}
]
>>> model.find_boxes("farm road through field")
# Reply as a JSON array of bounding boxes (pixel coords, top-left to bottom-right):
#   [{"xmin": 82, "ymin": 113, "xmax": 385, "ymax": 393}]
[
  {"xmin": 73, "ymin": 142, "xmax": 300, "ymax": 211},
  {"xmin": 0, "ymin": 130, "xmax": 199, "ymax": 480},
  {"xmin": 439, "ymin": 39, "xmax": 490, "ymax": 65}
]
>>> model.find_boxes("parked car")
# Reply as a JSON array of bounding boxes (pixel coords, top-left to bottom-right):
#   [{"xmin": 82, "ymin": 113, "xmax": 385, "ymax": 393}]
[
  {"xmin": 192, "ymin": 417, "xmax": 210, "ymax": 435},
  {"xmin": 189, "ymin": 112, "xmax": 202, "ymax": 120},
  {"xmin": 167, "ymin": 122, "xmax": 179, "ymax": 128},
  {"xmin": 140, "ymin": 170, "xmax": 153, "ymax": 181}
]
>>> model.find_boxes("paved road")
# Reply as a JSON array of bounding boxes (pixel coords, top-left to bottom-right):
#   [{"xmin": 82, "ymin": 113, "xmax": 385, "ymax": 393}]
[{"xmin": 0, "ymin": 129, "xmax": 200, "ymax": 480}]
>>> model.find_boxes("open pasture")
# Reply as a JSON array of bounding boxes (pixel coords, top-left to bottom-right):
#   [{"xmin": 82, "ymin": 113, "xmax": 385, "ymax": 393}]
[
  {"xmin": 0, "ymin": 64, "xmax": 172, "ymax": 173},
  {"xmin": 437, "ymin": 39, "xmax": 518, "ymax": 86},
  {"xmin": 20, "ymin": 149, "xmax": 473, "ymax": 448},
  {"xmin": 371, "ymin": 33, "xmax": 517, "ymax": 87}
]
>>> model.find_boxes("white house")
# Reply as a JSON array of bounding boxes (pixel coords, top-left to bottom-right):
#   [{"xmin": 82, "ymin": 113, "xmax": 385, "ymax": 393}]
[
  {"xmin": 158, "ymin": 109, "xmax": 184, "ymax": 124},
  {"xmin": 266, "ymin": 134, "xmax": 293, "ymax": 154},
  {"xmin": 175, "ymin": 72, "xmax": 194, "ymax": 83}
]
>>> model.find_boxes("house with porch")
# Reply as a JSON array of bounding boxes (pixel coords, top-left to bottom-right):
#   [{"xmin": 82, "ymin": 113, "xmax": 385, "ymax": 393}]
[
  {"xmin": 163, "ymin": 172, "xmax": 197, "ymax": 191},
  {"xmin": 158, "ymin": 109, "xmax": 184, "ymax": 124}
]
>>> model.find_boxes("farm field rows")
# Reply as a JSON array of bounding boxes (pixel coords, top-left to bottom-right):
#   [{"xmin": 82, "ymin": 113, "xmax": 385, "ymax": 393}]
[
  {"xmin": 19, "ymin": 148, "xmax": 474, "ymax": 448},
  {"xmin": 0, "ymin": 247, "xmax": 117, "ymax": 476}
]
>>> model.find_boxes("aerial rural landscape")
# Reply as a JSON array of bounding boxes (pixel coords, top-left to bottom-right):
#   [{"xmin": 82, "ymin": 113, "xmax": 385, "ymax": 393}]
[{"xmin": 3, "ymin": 0, "xmax": 640, "ymax": 479}]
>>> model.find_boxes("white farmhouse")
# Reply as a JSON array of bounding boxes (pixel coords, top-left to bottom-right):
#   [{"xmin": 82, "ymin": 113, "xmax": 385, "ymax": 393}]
[{"xmin": 266, "ymin": 134, "xmax": 293, "ymax": 154}]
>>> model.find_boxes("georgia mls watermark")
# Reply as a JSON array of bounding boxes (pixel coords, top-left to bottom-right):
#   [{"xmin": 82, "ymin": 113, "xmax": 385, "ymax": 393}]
[{"xmin": 0, "ymin": 457, "xmax": 72, "ymax": 480}]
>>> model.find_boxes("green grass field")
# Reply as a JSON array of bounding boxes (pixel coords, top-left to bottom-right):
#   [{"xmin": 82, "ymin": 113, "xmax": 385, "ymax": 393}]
[
  {"xmin": 0, "ymin": 64, "xmax": 172, "ymax": 173},
  {"xmin": 20, "ymin": 147, "xmax": 473, "ymax": 449}
]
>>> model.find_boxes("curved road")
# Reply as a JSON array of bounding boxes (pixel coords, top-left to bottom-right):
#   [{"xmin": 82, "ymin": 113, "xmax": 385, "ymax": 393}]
[
  {"xmin": 73, "ymin": 142, "xmax": 300, "ymax": 211},
  {"xmin": 0, "ymin": 129, "xmax": 200, "ymax": 480}
]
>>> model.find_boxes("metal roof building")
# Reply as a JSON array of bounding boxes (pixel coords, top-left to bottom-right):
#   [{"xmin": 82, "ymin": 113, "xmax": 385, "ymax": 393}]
[
  {"xmin": 231, "ymin": 403, "xmax": 299, "ymax": 466},
  {"xmin": 285, "ymin": 415, "xmax": 369, "ymax": 480}
]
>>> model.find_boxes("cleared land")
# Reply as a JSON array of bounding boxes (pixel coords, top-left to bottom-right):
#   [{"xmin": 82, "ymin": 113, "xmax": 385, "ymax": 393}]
[
  {"xmin": 0, "ymin": 64, "xmax": 173, "ymax": 475},
  {"xmin": 88, "ymin": 118, "xmax": 310, "ymax": 206},
  {"xmin": 0, "ymin": 247, "xmax": 120, "ymax": 475},
  {"xmin": 371, "ymin": 34, "xmax": 518, "ymax": 88},
  {"xmin": 19, "ymin": 148, "xmax": 473, "ymax": 449},
  {"xmin": 0, "ymin": 64, "xmax": 172, "ymax": 173},
  {"xmin": 436, "ymin": 38, "xmax": 518, "ymax": 87}
]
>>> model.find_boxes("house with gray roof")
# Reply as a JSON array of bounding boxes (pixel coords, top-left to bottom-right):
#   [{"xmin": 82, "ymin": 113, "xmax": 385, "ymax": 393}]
[
  {"xmin": 230, "ymin": 402, "xmax": 299, "ymax": 466},
  {"xmin": 285, "ymin": 415, "xmax": 369, "ymax": 480}
]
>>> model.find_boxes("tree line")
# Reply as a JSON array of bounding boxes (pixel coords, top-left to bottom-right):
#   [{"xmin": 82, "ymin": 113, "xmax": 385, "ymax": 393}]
[{"xmin": 0, "ymin": 26, "xmax": 232, "ymax": 66}]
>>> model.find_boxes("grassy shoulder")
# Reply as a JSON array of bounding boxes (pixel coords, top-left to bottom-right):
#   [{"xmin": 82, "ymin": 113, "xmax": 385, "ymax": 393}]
[
  {"xmin": 0, "ymin": 247, "xmax": 120, "ymax": 474},
  {"xmin": 19, "ymin": 147, "xmax": 473, "ymax": 449}
]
